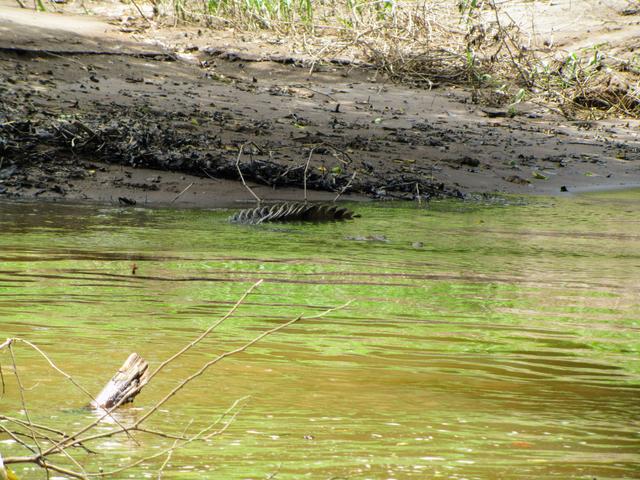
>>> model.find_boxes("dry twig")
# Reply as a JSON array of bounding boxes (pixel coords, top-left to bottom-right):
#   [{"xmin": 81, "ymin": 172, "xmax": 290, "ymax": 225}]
[
  {"xmin": 171, "ymin": 182, "xmax": 194, "ymax": 203},
  {"xmin": 303, "ymin": 147, "xmax": 315, "ymax": 202},
  {"xmin": 235, "ymin": 143, "xmax": 262, "ymax": 204}
]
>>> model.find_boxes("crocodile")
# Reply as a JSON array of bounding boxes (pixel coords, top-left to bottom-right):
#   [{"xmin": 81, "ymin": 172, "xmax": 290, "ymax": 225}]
[{"xmin": 229, "ymin": 202, "xmax": 359, "ymax": 224}]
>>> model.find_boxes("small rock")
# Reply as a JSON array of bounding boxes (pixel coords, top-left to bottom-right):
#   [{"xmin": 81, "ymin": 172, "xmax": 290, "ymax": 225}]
[
  {"xmin": 504, "ymin": 175, "xmax": 530, "ymax": 185},
  {"xmin": 458, "ymin": 156, "xmax": 480, "ymax": 167},
  {"xmin": 412, "ymin": 241, "xmax": 424, "ymax": 248},
  {"xmin": 0, "ymin": 165, "xmax": 18, "ymax": 180},
  {"xmin": 50, "ymin": 185, "xmax": 66, "ymax": 195},
  {"xmin": 481, "ymin": 108, "xmax": 509, "ymax": 118}
]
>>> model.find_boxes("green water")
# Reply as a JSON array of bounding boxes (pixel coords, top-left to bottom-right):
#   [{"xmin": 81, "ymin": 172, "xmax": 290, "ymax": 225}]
[{"xmin": 1, "ymin": 191, "xmax": 639, "ymax": 479}]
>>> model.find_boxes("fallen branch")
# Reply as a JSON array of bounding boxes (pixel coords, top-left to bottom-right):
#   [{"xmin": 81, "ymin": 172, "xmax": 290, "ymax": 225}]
[
  {"xmin": 91, "ymin": 353, "xmax": 149, "ymax": 409},
  {"xmin": 1, "ymin": 281, "xmax": 352, "ymax": 479}
]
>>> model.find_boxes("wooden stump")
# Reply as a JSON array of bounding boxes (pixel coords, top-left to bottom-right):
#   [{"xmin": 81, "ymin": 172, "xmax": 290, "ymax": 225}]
[{"xmin": 91, "ymin": 353, "xmax": 150, "ymax": 409}]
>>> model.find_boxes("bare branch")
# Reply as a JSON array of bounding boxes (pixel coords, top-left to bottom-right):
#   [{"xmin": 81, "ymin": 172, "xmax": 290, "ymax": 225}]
[
  {"xmin": 133, "ymin": 301, "xmax": 350, "ymax": 428},
  {"xmin": 87, "ymin": 397, "xmax": 247, "ymax": 477},
  {"xmin": 40, "ymin": 460, "xmax": 87, "ymax": 480},
  {"xmin": 129, "ymin": 0, "xmax": 152, "ymax": 25},
  {"xmin": 0, "ymin": 415, "xmax": 68, "ymax": 437},
  {"xmin": 1, "ymin": 283, "xmax": 352, "ymax": 479},
  {"xmin": 157, "ymin": 420, "xmax": 192, "ymax": 480},
  {"xmin": 36, "ymin": 280, "xmax": 263, "ymax": 460},
  {"xmin": 8, "ymin": 344, "xmax": 44, "ymax": 461},
  {"xmin": 0, "ymin": 423, "xmax": 37, "ymax": 454},
  {"xmin": 235, "ymin": 143, "xmax": 262, "ymax": 204},
  {"xmin": 333, "ymin": 171, "xmax": 357, "ymax": 202},
  {"xmin": 148, "ymin": 279, "xmax": 263, "ymax": 383},
  {"xmin": 303, "ymin": 147, "xmax": 315, "ymax": 202},
  {"xmin": 0, "ymin": 361, "xmax": 5, "ymax": 397}
]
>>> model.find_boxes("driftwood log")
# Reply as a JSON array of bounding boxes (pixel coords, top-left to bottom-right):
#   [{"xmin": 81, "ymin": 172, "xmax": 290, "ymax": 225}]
[
  {"xmin": 91, "ymin": 353, "xmax": 150, "ymax": 409},
  {"xmin": 229, "ymin": 202, "xmax": 359, "ymax": 224}
]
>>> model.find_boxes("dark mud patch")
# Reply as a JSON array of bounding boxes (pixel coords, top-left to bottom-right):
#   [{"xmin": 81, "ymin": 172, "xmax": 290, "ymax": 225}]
[
  {"xmin": 0, "ymin": 99, "xmax": 462, "ymax": 198},
  {"xmin": 0, "ymin": 92, "xmax": 461, "ymax": 202}
]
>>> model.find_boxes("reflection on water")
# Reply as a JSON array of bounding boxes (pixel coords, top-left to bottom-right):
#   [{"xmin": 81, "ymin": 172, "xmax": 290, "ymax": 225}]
[{"xmin": 1, "ymin": 192, "xmax": 639, "ymax": 479}]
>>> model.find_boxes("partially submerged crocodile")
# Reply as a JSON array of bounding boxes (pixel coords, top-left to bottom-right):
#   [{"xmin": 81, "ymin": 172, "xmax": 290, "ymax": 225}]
[{"xmin": 229, "ymin": 202, "xmax": 359, "ymax": 224}]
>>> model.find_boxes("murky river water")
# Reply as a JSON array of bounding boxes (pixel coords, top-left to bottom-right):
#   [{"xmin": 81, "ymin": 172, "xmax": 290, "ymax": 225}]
[{"xmin": 1, "ymin": 191, "xmax": 639, "ymax": 479}]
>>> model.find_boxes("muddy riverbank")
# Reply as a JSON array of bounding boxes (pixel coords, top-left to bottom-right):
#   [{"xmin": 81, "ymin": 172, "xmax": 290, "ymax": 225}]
[{"xmin": 1, "ymin": 2, "xmax": 639, "ymax": 207}]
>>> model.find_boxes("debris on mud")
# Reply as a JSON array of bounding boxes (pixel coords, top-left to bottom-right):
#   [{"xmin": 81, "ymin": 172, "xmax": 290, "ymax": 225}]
[
  {"xmin": 1, "ymin": 10, "xmax": 639, "ymax": 205},
  {"xmin": 0, "ymin": 93, "xmax": 463, "ymax": 201}
]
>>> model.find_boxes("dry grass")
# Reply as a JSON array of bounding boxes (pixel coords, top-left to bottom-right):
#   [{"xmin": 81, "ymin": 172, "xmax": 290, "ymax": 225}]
[
  {"xmin": 46, "ymin": 0, "xmax": 640, "ymax": 118},
  {"xmin": 149, "ymin": 0, "xmax": 639, "ymax": 118}
]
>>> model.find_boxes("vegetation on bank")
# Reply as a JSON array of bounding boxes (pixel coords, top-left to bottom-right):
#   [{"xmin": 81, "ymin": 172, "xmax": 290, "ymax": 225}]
[
  {"xmin": 152, "ymin": 0, "xmax": 638, "ymax": 118},
  {"xmin": 10, "ymin": 0, "xmax": 640, "ymax": 118}
]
